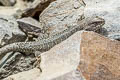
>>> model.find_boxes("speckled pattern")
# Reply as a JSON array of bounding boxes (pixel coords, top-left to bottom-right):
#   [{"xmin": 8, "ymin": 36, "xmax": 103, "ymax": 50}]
[{"xmin": 0, "ymin": 16, "xmax": 105, "ymax": 59}]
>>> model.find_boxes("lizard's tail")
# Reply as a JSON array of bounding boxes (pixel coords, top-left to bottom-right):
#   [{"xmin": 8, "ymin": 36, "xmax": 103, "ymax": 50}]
[
  {"xmin": 0, "ymin": 41, "xmax": 41, "ymax": 60},
  {"xmin": 0, "ymin": 43, "xmax": 18, "ymax": 60}
]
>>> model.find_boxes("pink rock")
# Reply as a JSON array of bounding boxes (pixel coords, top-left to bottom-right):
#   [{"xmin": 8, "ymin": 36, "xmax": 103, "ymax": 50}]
[{"xmin": 78, "ymin": 31, "xmax": 120, "ymax": 80}]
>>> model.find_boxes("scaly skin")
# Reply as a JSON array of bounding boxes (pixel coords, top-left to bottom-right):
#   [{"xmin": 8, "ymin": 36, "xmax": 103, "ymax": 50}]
[{"xmin": 0, "ymin": 16, "xmax": 105, "ymax": 60}]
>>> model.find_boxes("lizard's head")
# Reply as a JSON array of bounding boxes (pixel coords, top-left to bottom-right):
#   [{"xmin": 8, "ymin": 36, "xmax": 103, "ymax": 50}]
[{"xmin": 79, "ymin": 16, "xmax": 105, "ymax": 31}]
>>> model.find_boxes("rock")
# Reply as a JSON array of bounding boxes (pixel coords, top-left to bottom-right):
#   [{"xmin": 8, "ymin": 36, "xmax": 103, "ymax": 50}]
[
  {"xmin": 17, "ymin": 17, "xmax": 48, "ymax": 41},
  {"xmin": 22, "ymin": 0, "xmax": 56, "ymax": 17},
  {"xmin": 17, "ymin": 17, "xmax": 43, "ymax": 35},
  {"xmin": 0, "ymin": 52, "xmax": 36, "ymax": 79},
  {"xmin": 0, "ymin": 7, "xmax": 20, "ymax": 16},
  {"xmin": 84, "ymin": 0, "xmax": 120, "ymax": 40},
  {"xmin": 0, "ymin": 0, "xmax": 16, "ymax": 6},
  {"xmin": 4, "ymin": 68, "xmax": 41, "ymax": 80},
  {"xmin": 107, "ymin": 33, "xmax": 120, "ymax": 41},
  {"xmin": 0, "ymin": 15, "xmax": 26, "ymax": 47},
  {"xmin": 14, "ymin": 0, "xmax": 31, "ymax": 10},
  {"xmin": 78, "ymin": 31, "xmax": 120, "ymax": 80},
  {"xmin": 39, "ymin": 0, "xmax": 85, "ymax": 35},
  {"xmin": 17, "ymin": 17, "xmax": 43, "ymax": 29},
  {"xmin": 52, "ymin": 70, "xmax": 84, "ymax": 80},
  {"xmin": 0, "ymin": 0, "xmax": 29, "ymax": 17}
]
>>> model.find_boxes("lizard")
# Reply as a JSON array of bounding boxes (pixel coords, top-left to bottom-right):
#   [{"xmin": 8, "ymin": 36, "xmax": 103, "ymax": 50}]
[{"xmin": 0, "ymin": 16, "xmax": 105, "ymax": 61}]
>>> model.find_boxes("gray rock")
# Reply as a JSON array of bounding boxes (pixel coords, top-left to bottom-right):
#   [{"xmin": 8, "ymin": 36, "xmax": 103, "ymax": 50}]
[
  {"xmin": 84, "ymin": 0, "xmax": 120, "ymax": 40},
  {"xmin": 52, "ymin": 70, "xmax": 84, "ymax": 80},
  {"xmin": 107, "ymin": 33, "xmax": 120, "ymax": 40},
  {"xmin": 39, "ymin": 0, "xmax": 85, "ymax": 35},
  {"xmin": 17, "ymin": 17, "xmax": 47, "ymax": 41},
  {"xmin": 0, "ymin": 15, "xmax": 26, "ymax": 47},
  {"xmin": 0, "ymin": 52, "xmax": 36, "ymax": 79},
  {"xmin": 4, "ymin": 68, "xmax": 41, "ymax": 80},
  {"xmin": 17, "ymin": 17, "xmax": 43, "ymax": 29},
  {"xmin": 22, "ymin": 0, "xmax": 55, "ymax": 17},
  {"xmin": 0, "ymin": 0, "xmax": 16, "ymax": 6},
  {"xmin": 0, "ymin": 0, "xmax": 30, "ymax": 17}
]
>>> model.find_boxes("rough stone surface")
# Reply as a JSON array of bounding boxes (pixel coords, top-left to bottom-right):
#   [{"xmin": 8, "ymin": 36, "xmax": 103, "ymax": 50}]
[
  {"xmin": 0, "ymin": 7, "xmax": 20, "ymax": 16},
  {"xmin": 84, "ymin": 0, "xmax": 120, "ymax": 40},
  {"xmin": 0, "ymin": 0, "xmax": 30, "ymax": 17},
  {"xmin": 39, "ymin": 0, "xmax": 85, "ymax": 35},
  {"xmin": 0, "ymin": 15, "xmax": 26, "ymax": 47},
  {"xmin": 17, "ymin": 17, "xmax": 43, "ymax": 29},
  {"xmin": 78, "ymin": 31, "xmax": 120, "ymax": 80},
  {"xmin": 14, "ymin": 0, "xmax": 30, "ymax": 10},
  {"xmin": 0, "ymin": 52, "xmax": 36, "ymax": 79},
  {"xmin": 22, "ymin": 0, "xmax": 56, "ymax": 17},
  {"xmin": 52, "ymin": 70, "xmax": 84, "ymax": 80},
  {"xmin": 0, "ymin": 0, "xmax": 16, "ymax": 6},
  {"xmin": 4, "ymin": 68, "xmax": 41, "ymax": 80}
]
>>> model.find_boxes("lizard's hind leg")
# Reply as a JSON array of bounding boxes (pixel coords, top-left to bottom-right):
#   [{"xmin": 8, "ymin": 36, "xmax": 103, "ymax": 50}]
[{"xmin": 33, "ymin": 51, "xmax": 42, "ymax": 72}]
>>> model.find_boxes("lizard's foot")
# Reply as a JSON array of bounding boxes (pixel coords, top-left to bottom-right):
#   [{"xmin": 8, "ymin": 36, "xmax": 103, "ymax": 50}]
[{"xmin": 33, "ymin": 51, "xmax": 42, "ymax": 72}]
